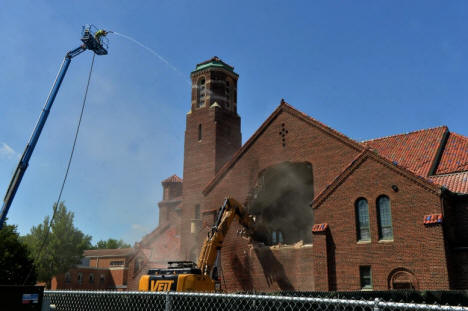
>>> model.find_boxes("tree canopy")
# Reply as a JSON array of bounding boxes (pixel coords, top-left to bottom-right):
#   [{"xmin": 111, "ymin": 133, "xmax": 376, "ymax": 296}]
[
  {"xmin": 22, "ymin": 202, "xmax": 92, "ymax": 284},
  {"xmin": 0, "ymin": 221, "xmax": 36, "ymax": 285},
  {"xmin": 93, "ymin": 238, "xmax": 131, "ymax": 249}
]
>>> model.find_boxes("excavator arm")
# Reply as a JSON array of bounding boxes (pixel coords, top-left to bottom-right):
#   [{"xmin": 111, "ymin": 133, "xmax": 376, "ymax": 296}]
[{"xmin": 197, "ymin": 197, "xmax": 254, "ymax": 276}]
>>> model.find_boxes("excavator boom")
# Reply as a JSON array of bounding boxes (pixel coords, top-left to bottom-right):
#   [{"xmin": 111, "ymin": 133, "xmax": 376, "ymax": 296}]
[
  {"xmin": 197, "ymin": 197, "xmax": 254, "ymax": 277},
  {"xmin": 139, "ymin": 197, "xmax": 254, "ymax": 292}
]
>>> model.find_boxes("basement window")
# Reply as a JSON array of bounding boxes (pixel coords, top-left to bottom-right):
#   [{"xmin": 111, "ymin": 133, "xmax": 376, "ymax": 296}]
[
  {"xmin": 360, "ymin": 266, "xmax": 373, "ymax": 290},
  {"xmin": 247, "ymin": 161, "xmax": 314, "ymax": 246}
]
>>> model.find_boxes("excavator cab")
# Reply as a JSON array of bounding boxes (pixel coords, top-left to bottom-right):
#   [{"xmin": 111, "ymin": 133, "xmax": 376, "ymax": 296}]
[
  {"xmin": 138, "ymin": 261, "xmax": 214, "ymax": 292},
  {"xmin": 81, "ymin": 25, "xmax": 108, "ymax": 55}
]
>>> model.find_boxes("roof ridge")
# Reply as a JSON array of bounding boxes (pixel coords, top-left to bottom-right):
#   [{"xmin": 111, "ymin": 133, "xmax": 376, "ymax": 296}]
[
  {"xmin": 280, "ymin": 102, "xmax": 366, "ymax": 149},
  {"xmin": 362, "ymin": 125, "xmax": 448, "ymax": 143},
  {"xmin": 162, "ymin": 174, "xmax": 183, "ymax": 183},
  {"xmin": 430, "ymin": 170, "xmax": 468, "ymax": 178},
  {"xmin": 448, "ymin": 131, "xmax": 468, "ymax": 140}
]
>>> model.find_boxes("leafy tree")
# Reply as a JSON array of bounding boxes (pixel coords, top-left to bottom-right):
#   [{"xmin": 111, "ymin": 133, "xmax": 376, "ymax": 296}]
[
  {"xmin": 93, "ymin": 238, "xmax": 131, "ymax": 249},
  {"xmin": 0, "ymin": 221, "xmax": 36, "ymax": 285},
  {"xmin": 22, "ymin": 202, "xmax": 92, "ymax": 285}
]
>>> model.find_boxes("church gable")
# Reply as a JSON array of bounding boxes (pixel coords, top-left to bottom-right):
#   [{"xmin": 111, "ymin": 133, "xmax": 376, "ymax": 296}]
[
  {"xmin": 203, "ymin": 101, "xmax": 364, "ymax": 198},
  {"xmin": 312, "ymin": 149, "xmax": 442, "ymax": 210},
  {"xmin": 311, "ymin": 150, "xmax": 449, "ymax": 290}
]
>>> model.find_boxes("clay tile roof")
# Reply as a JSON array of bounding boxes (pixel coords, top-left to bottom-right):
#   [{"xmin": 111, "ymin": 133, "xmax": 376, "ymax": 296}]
[
  {"xmin": 429, "ymin": 172, "xmax": 468, "ymax": 194},
  {"xmin": 435, "ymin": 132, "xmax": 468, "ymax": 175},
  {"xmin": 83, "ymin": 248, "xmax": 135, "ymax": 257},
  {"xmin": 363, "ymin": 126, "xmax": 448, "ymax": 177},
  {"xmin": 162, "ymin": 174, "xmax": 183, "ymax": 184}
]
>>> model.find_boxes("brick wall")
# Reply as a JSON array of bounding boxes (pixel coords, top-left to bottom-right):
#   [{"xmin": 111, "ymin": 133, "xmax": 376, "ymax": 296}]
[
  {"xmin": 88, "ymin": 256, "xmax": 128, "ymax": 269},
  {"xmin": 314, "ymin": 155, "xmax": 449, "ymax": 290},
  {"xmin": 181, "ymin": 71, "xmax": 241, "ymax": 258},
  {"xmin": 202, "ymin": 107, "xmax": 361, "ymax": 291},
  {"xmin": 51, "ymin": 267, "xmax": 113, "ymax": 290}
]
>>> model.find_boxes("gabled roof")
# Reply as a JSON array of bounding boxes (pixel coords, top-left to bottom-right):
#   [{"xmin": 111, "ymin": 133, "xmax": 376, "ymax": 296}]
[
  {"xmin": 363, "ymin": 126, "xmax": 448, "ymax": 178},
  {"xmin": 83, "ymin": 248, "xmax": 135, "ymax": 258},
  {"xmin": 429, "ymin": 172, "xmax": 468, "ymax": 194},
  {"xmin": 312, "ymin": 148, "xmax": 442, "ymax": 209},
  {"xmin": 435, "ymin": 132, "xmax": 468, "ymax": 175},
  {"xmin": 203, "ymin": 101, "xmax": 365, "ymax": 195},
  {"xmin": 162, "ymin": 174, "xmax": 183, "ymax": 184}
]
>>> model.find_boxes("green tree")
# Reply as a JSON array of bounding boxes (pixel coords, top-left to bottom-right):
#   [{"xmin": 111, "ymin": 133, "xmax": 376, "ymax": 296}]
[
  {"xmin": 93, "ymin": 238, "xmax": 131, "ymax": 249},
  {"xmin": 0, "ymin": 221, "xmax": 37, "ymax": 285},
  {"xmin": 22, "ymin": 202, "xmax": 92, "ymax": 285}
]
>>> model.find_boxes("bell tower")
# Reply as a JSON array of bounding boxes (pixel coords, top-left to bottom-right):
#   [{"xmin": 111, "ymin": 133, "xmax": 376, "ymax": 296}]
[{"xmin": 181, "ymin": 57, "xmax": 242, "ymax": 259}]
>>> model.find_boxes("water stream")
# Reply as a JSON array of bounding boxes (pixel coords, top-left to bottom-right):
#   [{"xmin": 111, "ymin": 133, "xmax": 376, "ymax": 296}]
[{"xmin": 111, "ymin": 31, "xmax": 191, "ymax": 85}]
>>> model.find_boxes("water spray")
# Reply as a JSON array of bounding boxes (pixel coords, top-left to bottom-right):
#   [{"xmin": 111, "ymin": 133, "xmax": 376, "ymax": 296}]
[{"xmin": 109, "ymin": 31, "xmax": 191, "ymax": 85}]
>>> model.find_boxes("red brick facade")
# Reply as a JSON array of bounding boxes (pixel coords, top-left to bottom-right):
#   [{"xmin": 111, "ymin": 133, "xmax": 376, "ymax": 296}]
[
  {"xmin": 135, "ymin": 57, "xmax": 468, "ymax": 292},
  {"xmin": 51, "ymin": 248, "xmax": 135, "ymax": 290}
]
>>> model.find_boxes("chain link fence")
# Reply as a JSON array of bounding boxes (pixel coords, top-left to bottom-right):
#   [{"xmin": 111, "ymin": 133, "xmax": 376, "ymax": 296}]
[{"xmin": 44, "ymin": 290, "xmax": 468, "ymax": 311}]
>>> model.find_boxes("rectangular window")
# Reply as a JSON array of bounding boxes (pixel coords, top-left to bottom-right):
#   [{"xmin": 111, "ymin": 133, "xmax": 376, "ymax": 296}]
[
  {"xmin": 360, "ymin": 266, "xmax": 372, "ymax": 290},
  {"xmin": 198, "ymin": 124, "xmax": 202, "ymax": 141},
  {"xmin": 110, "ymin": 261, "xmax": 124, "ymax": 266}
]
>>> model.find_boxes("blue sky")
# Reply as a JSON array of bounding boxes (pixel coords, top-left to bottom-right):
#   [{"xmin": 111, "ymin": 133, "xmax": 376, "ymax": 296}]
[{"xmin": 1, "ymin": 1, "xmax": 467, "ymax": 244}]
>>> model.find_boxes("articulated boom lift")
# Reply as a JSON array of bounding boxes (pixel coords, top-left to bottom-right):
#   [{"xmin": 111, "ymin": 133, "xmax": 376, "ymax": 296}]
[
  {"xmin": 0, "ymin": 25, "xmax": 109, "ymax": 229},
  {"xmin": 139, "ymin": 197, "xmax": 255, "ymax": 292}
]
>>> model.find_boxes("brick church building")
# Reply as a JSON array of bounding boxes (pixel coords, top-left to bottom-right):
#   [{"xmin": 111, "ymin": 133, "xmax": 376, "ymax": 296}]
[{"xmin": 129, "ymin": 57, "xmax": 468, "ymax": 291}]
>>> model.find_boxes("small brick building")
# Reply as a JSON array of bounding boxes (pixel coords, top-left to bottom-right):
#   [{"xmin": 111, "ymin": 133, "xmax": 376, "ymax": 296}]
[
  {"xmin": 134, "ymin": 57, "xmax": 468, "ymax": 291},
  {"xmin": 51, "ymin": 248, "xmax": 136, "ymax": 290}
]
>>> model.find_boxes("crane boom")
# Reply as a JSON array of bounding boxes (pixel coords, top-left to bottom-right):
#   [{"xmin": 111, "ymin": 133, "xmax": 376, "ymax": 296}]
[{"xmin": 0, "ymin": 25, "xmax": 108, "ymax": 229}]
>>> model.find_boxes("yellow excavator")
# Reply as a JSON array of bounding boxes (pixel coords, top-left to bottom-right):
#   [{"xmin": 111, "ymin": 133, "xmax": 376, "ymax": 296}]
[{"xmin": 138, "ymin": 197, "xmax": 254, "ymax": 292}]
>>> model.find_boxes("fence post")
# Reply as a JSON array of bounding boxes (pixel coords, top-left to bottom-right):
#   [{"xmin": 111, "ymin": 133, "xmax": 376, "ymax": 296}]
[
  {"xmin": 373, "ymin": 298, "xmax": 380, "ymax": 311},
  {"xmin": 165, "ymin": 291, "xmax": 172, "ymax": 311}
]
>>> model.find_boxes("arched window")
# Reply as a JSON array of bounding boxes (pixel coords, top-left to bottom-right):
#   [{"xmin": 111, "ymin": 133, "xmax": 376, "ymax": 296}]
[
  {"xmin": 197, "ymin": 78, "xmax": 205, "ymax": 108},
  {"xmin": 355, "ymin": 198, "xmax": 370, "ymax": 241},
  {"xmin": 89, "ymin": 273, "xmax": 94, "ymax": 283},
  {"xmin": 198, "ymin": 124, "xmax": 202, "ymax": 141},
  {"xmin": 388, "ymin": 268, "xmax": 418, "ymax": 289},
  {"xmin": 377, "ymin": 195, "xmax": 393, "ymax": 240}
]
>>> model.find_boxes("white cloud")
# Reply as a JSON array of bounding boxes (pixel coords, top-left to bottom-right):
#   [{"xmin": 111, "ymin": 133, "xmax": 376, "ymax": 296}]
[{"xmin": 0, "ymin": 142, "xmax": 17, "ymax": 159}]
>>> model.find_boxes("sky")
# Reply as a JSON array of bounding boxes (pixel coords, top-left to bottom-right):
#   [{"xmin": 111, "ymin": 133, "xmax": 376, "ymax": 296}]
[{"xmin": 1, "ymin": 1, "xmax": 467, "ymax": 244}]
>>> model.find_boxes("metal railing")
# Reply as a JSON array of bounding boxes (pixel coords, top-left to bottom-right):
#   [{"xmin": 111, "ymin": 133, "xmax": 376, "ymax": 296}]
[{"xmin": 44, "ymin": 290, "xmax": 468, "ymax": 311}]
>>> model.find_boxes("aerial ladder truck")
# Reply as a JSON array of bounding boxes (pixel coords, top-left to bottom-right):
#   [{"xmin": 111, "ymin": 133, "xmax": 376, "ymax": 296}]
[
  {"xmin": 0, "ymin": 25, "xmax": 109, "ymax": 229},
  {"xmin": 138, "ymin": 197, "xmax": 255, "ymax": 292}
]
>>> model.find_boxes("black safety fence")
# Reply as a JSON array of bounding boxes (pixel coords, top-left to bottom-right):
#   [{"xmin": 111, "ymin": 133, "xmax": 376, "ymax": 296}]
[{"xmin": 44, "ymin": 290, "xmax": 468, "ymax": 311}]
